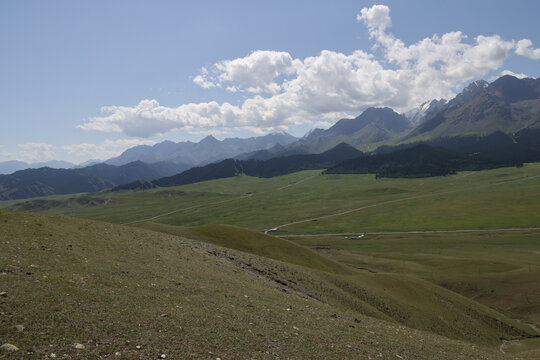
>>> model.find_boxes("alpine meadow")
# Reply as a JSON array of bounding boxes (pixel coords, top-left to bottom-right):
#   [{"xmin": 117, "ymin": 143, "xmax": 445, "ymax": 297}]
[{"xmin": 1, "ymin": 1, "xmax": 540, "ymax": 359}]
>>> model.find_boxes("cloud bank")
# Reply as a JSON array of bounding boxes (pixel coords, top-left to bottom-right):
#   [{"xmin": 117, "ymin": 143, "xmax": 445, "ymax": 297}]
[
  {"xmin": 79, "ymin": 4, "xmax": 540, "ymax": 138},
  {"xmin": 17, "ymin": 143, "xmax": 57, "ymax": 163},
  {"xmin": 61, "ymin": 139, "xmax": 156, "ymax": 161}
]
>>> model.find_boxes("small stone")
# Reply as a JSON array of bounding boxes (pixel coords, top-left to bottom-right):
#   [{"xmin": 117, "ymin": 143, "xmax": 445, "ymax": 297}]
[
  {"xmin": 160, "ymin": 313, "xmax": 168, "ymax": 317},
  {"xmin": 1, "ymin": 343, "xmax": 19, "ymax": 352},
  {"xmin": 115, "ymin": 352, "xmax": 121, "ymax": 356},
  {"xmin": 0, "ymin": 292, "xmax": 7, "ymax": 297},
  {"xmin": 160, "ymin": 354, "xmax": 167, "ymax": 359},
  {"xmin": 14, "ymin": 324, "xmax": 25, "ymax": 332},
  {"xmin": 136, "ymin": 345, "xmax": 142, "ymax": 350},
  {"xmin": 73, "ymin": 343, "xmax": 85, "ymax": 349},
  {"xmin": 50, "ymin": 353, "xmax": 57, "ymax": 358}
]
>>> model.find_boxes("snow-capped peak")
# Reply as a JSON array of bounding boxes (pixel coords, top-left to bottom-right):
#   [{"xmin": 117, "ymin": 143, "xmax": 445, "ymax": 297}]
[{"xmin": 404, "ymin": 99, "xmax": 447, "ymax": 125}]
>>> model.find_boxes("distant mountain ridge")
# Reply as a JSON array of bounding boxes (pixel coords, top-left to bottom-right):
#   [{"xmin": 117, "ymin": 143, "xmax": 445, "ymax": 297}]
[
  {"xmin": 242, "ymin": 107, "xmax": 411, "ymax": 159},
  {"xmin": 405, "ymin": 76, "xmax": 540, "ymax": 141},
  {"xmin": 0, "ymin": 167, "xmax": 113, "ymax": 201},
  {"xmin": 106, "ymin": 132, "xmax": 298, "ymax": 166},
  {"xmin": 114, "ymin": 143, "xmax": 364, "ymax": 191},
  {"xmin": 0, "ymin": 160, "xmax": 76, "ymax": 175},
  {"xmin": 0, "ymin": 160, "xmax": 189, "ymax": 201},
  {"xmin": 326, "ymin": 144, "xmax": 520, "ymax": 178}
]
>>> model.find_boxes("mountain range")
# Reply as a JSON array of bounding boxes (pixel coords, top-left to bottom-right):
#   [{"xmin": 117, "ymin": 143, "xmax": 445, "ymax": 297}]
[
  {"xmin": 106, "ymin": 131, "xmax": 298, "ymax": 166},
  {"xmin": 0, "ymin": 160, "xmax": 77, "ymax": 175},
  {"xmin": 114, "ymin": 143, "xmax": 364, "ymax": 191},
  {"xmin": 0, "ymin": 161, "xmax": 184, "ymax": 201},
  {"xmin": 2, "ymin": 75, "xmax": 540, "ymax": 201},
  {"xmin": 405, "ymin": 76, "xmax": 540, "ymax": 141},
  {"xmin": 245, "ymin": 107, "xmax": 411, "ymax": 158}
]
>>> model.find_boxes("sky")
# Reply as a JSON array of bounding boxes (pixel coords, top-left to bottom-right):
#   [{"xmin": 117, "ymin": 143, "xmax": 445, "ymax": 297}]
[{"xmin": 1, "ymin": 0, "xmax": 540, "ymax": 164}]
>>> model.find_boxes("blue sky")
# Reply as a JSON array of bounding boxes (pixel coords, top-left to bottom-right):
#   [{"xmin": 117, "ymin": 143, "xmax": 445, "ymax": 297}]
[{"xmin": 1, "ymin": 0, "xmax": 540, "ymax": 164}]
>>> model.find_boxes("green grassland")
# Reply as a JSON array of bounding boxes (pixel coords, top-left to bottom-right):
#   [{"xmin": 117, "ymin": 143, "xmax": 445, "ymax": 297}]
[
  {"xmin": 4, "ymin": 164, "xmax": 540, "ymax": 234},
  {"xmin": 135, "ymin": 223, "xmax": 539, "ymax": 347},
  {"xmin": 134, "ymin": 222, "xmax": 352, "ymax": 275},
  {"xmin": 292, "ymin": 231, "xmax": 540, "ymax": 326},
  {"xmin": 4, "ymin": 211, "xmax": 528, "ymax": 359},
  {"xmin": 2, "ymin": 164, "xmax": 540, "ymax": 357},
  {"xmin": 0, "ymin": 209, "xmax": 535, "ymax": 359}
]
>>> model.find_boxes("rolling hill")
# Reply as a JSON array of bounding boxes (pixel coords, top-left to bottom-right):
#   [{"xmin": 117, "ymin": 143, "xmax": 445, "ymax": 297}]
[
  {"xmin": 326, "ymin": 144, "xmax": 520, "ymax": 178},
  {"xmin": 0, "ymin": 209, "xmax": 536, "ymax": 359},
  {"xmin": 0, "ymin": 167, "xmax": 113, "ymax": 201},
  {"xmin": 0, "ymin": 161, "xmax": 189, "ymax": 200},
  {"xmin": 0, "ymin": 160, "xmax": 76, "ymax": 175}
]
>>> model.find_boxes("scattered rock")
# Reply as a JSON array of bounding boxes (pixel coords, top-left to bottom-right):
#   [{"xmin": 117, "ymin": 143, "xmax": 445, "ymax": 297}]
[
  {"xmin": 73, "ymin": 343, "xmax": 85, "ymax": 349},
  {"xmin": 160, "ymin": 313, "xmax": 168, "ymax": 317},
  {"xmin": 1, "ymin": 343, "xmax": 19, "ymax": 352},
  {"xmin": 159, "ymin": 354, "xmax": 167, "ymax": 359},
  {"xmin": 115, "ymin": 352, "xmax": 121, "ymax": 356},
  {"xmin": 136, "ymin": 345, "xmax": 142, "ymax": 350},
  {"xmin": 14, "ymin": 324, "xmax": 24, "ymax": 332},
  {"xmin": 0, "ymin": 292, "xmax": 7, "ymax": 297},
  {"xmin": 50, "ymin": 353, "xmax": 57, "ymax": 358}
]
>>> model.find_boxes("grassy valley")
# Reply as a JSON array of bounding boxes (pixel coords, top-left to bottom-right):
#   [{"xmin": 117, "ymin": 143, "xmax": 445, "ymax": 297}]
[
  {"xmin": 12, "ymin": 164, "xmax": 539, "ymax": 233},
  {"xmin": 2, "ymin": 164, "xmax": 540, "ymax": 357}
]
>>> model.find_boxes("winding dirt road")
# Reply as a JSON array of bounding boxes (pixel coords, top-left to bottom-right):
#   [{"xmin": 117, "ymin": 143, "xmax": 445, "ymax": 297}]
[{"xmin": 278, "ymin": 227, "xmax": 540, "ymax": 238}]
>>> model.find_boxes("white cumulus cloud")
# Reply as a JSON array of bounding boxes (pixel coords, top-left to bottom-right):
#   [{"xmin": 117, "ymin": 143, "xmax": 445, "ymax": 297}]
[
  {"xmin": 81, "ymin": 4, "xmax": 540, "ymax": 138},
  {"xmin": 194, "ymin": 50, "xmax": 301, "ymax": 94},
  {"xmin": 515, "ymin": 39, "xmax": 540, "ymax": 60},
  {"xmin": 192, "ymin": 67, "xmax": 218, "ymax": 89},
  {"xmin": 357, "ymin": 4, "xmax": 392, "ymax": 34}
]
